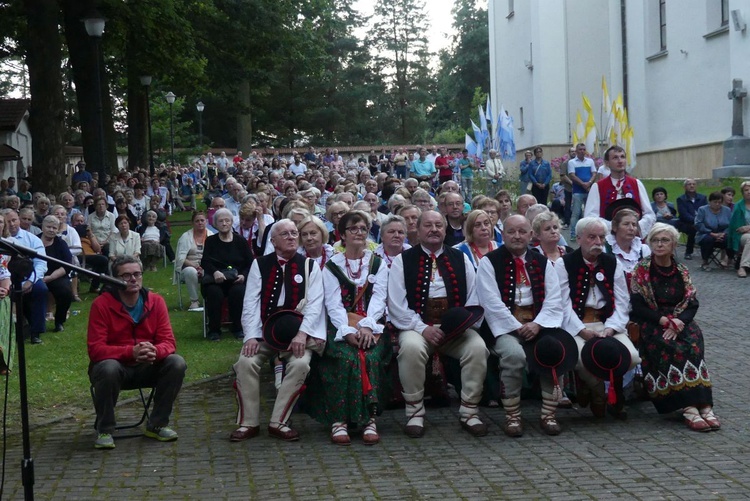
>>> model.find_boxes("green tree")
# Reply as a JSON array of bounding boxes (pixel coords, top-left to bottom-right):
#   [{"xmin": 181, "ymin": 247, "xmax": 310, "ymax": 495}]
[
  {"xmin": 369, "ymin": 0, "xmax": 434, "ymax": 143},
  {"xmin": 430, "ymin": 0, "xmax": 489, "ymax": 133}
]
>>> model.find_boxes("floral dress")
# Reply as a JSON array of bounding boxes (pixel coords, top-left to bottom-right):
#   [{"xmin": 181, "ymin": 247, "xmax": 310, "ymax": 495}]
[
  {"xmin": 629, "ymin": 258, "xmax": 713, "ymax": 414},
  {"xmin": 306, "ymin": 251, "xmax": 391, "ymax": 427}
]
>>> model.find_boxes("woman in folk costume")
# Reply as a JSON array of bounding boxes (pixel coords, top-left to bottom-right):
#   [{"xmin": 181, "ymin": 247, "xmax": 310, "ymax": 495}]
[
  {"xmin": 629, "ymin": 223, "xmax": 719, "ymax": 432},
  {"xmin": 307, "ymin": 210, "xmax": 391, "ymax": 446}
]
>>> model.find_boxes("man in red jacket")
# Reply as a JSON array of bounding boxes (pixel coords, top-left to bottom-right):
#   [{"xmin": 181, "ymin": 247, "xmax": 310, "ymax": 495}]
[{"xmin": 88, "ymin": 255, "xmax": 186, "ymax": 449}]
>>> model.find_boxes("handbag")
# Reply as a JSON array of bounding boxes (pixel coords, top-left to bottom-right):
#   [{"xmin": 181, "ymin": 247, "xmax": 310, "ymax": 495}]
[{"xmin": 202, "ymin": 267, "xmax": 238, "ymax": 285}]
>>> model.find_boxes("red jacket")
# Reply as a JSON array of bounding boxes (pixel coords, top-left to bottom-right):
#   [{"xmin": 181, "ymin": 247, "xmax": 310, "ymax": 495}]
[{"xmin": 87, "ymin": 289, "xmax": 177, "ymax": 366}]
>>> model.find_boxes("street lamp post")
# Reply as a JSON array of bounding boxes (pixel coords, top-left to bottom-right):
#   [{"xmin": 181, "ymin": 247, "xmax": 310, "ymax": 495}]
[
  {"xmin": 165, "ymin": 91, "xmax": 176, "ymax": 166},
  {"xmin": 83, "ymin": 14, "xmax": 107, "ymax": 186},
  {"xmin": 140, "ymin": 75, "xmax": 154, "ymax": 176},
  {"xmin": 196, "ymin": 101, "xmax": 204, "ymax": 150}
]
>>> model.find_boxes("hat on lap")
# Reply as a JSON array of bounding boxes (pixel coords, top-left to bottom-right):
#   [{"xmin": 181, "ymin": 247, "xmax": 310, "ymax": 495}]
[
  {"xmin": 580, "ymin": 337, "xmax": 632, "ymax": 405},
  {"xmin": 263, "ymin": 310, "xmax": 304, "ymax": 351},
  {"xmin": 524, "ymin": 328, "xmax": 578, "ymax": 400},
  {"xmin": 438, "ymin": 306, "xmax": 485, "ymax": 346}
]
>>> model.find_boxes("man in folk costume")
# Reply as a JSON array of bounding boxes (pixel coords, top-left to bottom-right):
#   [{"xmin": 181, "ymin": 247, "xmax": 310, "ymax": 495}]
[
  {"xmin": 230, "ymin": 219, "xmax": 326, "ymax": 442},
  {"xmin": 476, "ymin": 215, "xmax": 570, "ymax": 436},
  {"xmin": 388, "ymin": 210, "xmax": 489, "ymax": 438},
  {"xmin": 557, "ymin": 217, "xmax": 640, "ymax": 418},
  {"xmin": 583, "ymin": 145, "xmax": 655, "ymax": 237}
]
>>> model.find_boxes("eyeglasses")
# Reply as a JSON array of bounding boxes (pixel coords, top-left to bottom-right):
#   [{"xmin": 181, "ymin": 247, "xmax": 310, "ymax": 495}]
[
  {"xmin": 346, "ymin": 226, "xmax": 368, "ymax": 235},
  {"xmin": 651, "ymin": 238, "xmax": 673, "ymax": 246},
  {"xmin": 278, "ymin": 231, "xmax": 299, "ymax": 239},
  {"xmin": 118, "ymin": 272, "xmax": 143, "ymax": 281}
]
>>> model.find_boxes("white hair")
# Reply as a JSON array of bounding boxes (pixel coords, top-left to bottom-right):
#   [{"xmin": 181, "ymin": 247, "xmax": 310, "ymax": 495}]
[{"xmin": 575, "ymin": 217, "xmax": 607, "ymax": 237}]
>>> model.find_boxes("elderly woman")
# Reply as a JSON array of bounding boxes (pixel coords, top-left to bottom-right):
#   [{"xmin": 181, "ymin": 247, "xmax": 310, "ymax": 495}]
[
  {"xmin": 695, "ymin": 191, "xmax": 732, "ymax": 271},
  {"xmin": 70, "ymin": 212, "xmax": 108, "ymax": 293},
  {"xmin": 326, "ymin": 201, "xmax": 350, "ymax": 244},
  {"xmin": 532, "ymin": 211, "xmax": 569, "ymax": 262},
  {"xmin": 108, "ymin": 215, "xmax": 141, "ymax": 264},
  {"xmin": 454, "ymin": 210, "xmax": 498, "ymax": 269},
  {"xmin": 33, "ymin": 196, "xmax": 51, "ymax": 228},
  {"xmin": 374, "ymin": 215, "xmax": 410, "ymax": 268},
  {"xmin": 411, "ymin": 188, "xmax": 434, "ymax": 213},
  {"xmin": 52, "ymin": 205, "xmax": 82, "ymax": 300},
  {"xmin": 299, "ymin": 187, "xmax": 323, "ymax": 216},
  {"xmin": 475, "ymin": 197, "xmax": 504, "ymax": 244},
  {"xmin": 728, "ymin": 181, "xmax": 750, "ymax": 277},
  {"xmin": 235, "ymin": 200, "xmax": 272, "ymax": 256},
  {"xmin": 201, "ymin": 208, "xmax": 253, "ymax": 341},
  {"xmin": 630, "ymin": 223, "xmax": 719, "ymax": 432},
  {"xmin": 362, "ymin": 192, "xmax": 386, "ymax": 242},
  {"xmin": 605, "ymin": 208, "xmax": 651, "ymax": 285},
  {"xmin": 137, "ymin": 211, "xmax": 166, "ymax": 272},
  {"xmin": 39, "ymin": 215, "xmax": 74, "ymax": 333},
  {"xmin": 297, "ymin": 215, "xmax": 335, "ymax": 269},
  {"xmin": 175, "ymin": 211, "xmax": 215, "ymax": 311},
  {"xmin": 306, "ymin": 210, "xmax": 390, "ymax": 446},
  {"xmin": 88, "ymin": 197, "xmax": 115, "ymax": 255}
]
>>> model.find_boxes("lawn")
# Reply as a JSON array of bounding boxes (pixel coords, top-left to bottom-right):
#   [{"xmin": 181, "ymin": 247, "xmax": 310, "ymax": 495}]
[{"xmin": 2, "ymin": 209, "xmax": 243, "ymax": 427}]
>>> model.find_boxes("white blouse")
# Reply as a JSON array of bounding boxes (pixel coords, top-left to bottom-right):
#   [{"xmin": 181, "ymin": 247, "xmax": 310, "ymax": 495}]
[{"xmin": 323, "ymin": 250, "xmax": 389, "ymax": 342}]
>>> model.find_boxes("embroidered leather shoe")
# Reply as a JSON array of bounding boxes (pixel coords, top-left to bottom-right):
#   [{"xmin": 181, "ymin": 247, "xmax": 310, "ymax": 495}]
[
  {"xmin": 230, "ymin": 426, "xmax": 259, "ymax": 442},
  {"xmin": 268, "ymin": 423, "xmax": 300, "ymax": 441}
]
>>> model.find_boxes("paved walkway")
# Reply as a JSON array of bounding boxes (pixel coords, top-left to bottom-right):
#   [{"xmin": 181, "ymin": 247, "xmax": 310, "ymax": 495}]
[{"xmin": 2, "ymin": 252, "xmax": 750, "ymax": 500}]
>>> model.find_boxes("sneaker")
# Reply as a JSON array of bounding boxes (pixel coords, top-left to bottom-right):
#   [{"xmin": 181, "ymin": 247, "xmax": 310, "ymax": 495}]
[
  {"xmin": 145, "ymin": 426, "xmax": 178, "ymax": 442},
  {"xmin": 54, "ymin": 323, "xmax": 64, "ymax": 332},
  {"xmin": 684, "ymin": 254, "xmax": 693, "ymax": 260},
  {"xmin": 208, "ymin": 332, "xmax": 220, "ymax": 342},
  {"xmin": 30, "ymin": 336, "xmax": 42, "ymax": 344},
  {"xmin": 94, "ymin": 433, "xmax": 115, "ymax": 449}
]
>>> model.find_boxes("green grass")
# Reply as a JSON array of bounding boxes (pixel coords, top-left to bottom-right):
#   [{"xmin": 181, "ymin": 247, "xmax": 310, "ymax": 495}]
[{"xmin": 3, "ymin": 209, "xmax": 242, "ymax": 427}]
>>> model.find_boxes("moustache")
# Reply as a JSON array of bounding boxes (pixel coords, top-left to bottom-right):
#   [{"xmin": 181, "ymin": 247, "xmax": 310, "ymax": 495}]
[{"xmin": 589, "ymin": 245, "xmax": 604, "ymax": 253}]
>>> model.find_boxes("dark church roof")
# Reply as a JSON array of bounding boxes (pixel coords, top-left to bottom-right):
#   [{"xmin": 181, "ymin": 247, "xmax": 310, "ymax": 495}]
[{"xmin": 0, "ymin": 99, "xmax": 30, "ymax": 132}]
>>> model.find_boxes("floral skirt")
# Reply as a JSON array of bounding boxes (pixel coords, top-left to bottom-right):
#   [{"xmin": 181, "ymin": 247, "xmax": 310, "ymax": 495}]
[
  {"xmin": 639, "ymin": 316, "xmax": 713, "ymax": 414},
  {"xmin": 306, "ymin": 327, "xmax": 392, "ymax": 427},
  {"xmin": 141, "ymin": 240, "xmax": 164, "ymax": 259}
]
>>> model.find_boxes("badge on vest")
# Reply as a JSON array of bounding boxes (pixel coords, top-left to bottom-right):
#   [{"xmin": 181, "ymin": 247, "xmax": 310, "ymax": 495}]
[
  {"xmin": 625, "ymin": 192, "xmax": 633, "ymax": 198},
  {"xmin": 294, "ymin": 274, "xmax": 303, "ymax": 284},
  {"xmin": 596, "ymin": 272, "xmax": 605, "ymax": 282},
  {"xmin": 367, "ymin": 274, "xmax": 376, "ymax": 283}
]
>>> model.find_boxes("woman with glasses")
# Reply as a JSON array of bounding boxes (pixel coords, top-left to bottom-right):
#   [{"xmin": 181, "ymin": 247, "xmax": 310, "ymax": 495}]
[
  {"xmin": 307, "ymin": 210, "xmax": 390, "ymax": 446},
  {"xmin": 201, "ymin": 208, "xmax": 253, "ymax": 341},
  {"xmin": 630, "ymin": 223, "xmax": 719, "ymax": 432},
  {"xmin": 40, "ymin": 215, "xmax": 74, "ymax": 333}
]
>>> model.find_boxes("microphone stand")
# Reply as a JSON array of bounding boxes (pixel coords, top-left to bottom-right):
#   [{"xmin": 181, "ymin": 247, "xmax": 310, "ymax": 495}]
[{"xmin": 0, "ymin": 237, "xmax": 125, "ymax": 501}]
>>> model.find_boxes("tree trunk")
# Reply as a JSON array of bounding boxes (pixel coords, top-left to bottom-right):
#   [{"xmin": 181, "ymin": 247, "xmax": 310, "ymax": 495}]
[
  {"xmin": 61, "ymin": 0, "xmax": 118, "ymax": 183},
  {"xmin": 24, "ymin": 0, "xmax": 67, "ymax": 195},
  {"xmin": 237, "ymin": 80, "xmax": 252, "ymax": 150},
  {"xmin": 126, "ymin": 31, "xmax": 147, "ymax": 171}
]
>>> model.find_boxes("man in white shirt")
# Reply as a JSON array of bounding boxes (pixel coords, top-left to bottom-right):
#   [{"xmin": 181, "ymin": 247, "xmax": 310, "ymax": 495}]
[
  {"xmin": 4, "ymin": 209, "xmax": 48, "ymax": 344},
  {"xmin": 476, "ymin": 215, "xmax": 567, "ymax": 436},
  {"xmin": 231, "ymin": 220, "xmax": 325, "ymax": 443},
  {"xmin": 388, "ymin": 211, "xmax": 488, "ymax": 439},
  {"xmin": 567, "ymin": 143, "xmax": 597, "ymax": 241},
  {"xmin": 484, "ymin": 149, "xmax": 506, "ymax": 198},
  {"xmin": 289, "ymin": 154, "xmax": 307, "ymax": 177}
]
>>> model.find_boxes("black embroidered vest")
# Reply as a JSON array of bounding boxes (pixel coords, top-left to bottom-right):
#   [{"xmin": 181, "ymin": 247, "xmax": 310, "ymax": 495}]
[
  {"xmin": 258, "ymin": 252, "xmax": 312, "ymax": 321},
  {"xmin": 485, "ymin": 246, "xmax": 547, "ymax": 316},
  {"xmin": 402, "ymin": 245, "xmax": 467, "ymax": 318},
  {"xmin": 562, "ymin": 249, "xmax": 617, "ymax": 321},
  {"xmin": 325, "ymin": 254, "xmax": 383, "ymax": 314}
]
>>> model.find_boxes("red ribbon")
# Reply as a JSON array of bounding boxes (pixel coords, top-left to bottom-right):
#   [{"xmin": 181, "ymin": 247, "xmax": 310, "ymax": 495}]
[{"xmin": 359, "ymin": 349, "xmax": 372, "ymax": 395}]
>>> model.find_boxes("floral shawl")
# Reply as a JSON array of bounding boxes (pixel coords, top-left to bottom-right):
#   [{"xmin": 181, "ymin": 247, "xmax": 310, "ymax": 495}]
[{"xmin": 629, "ymin": 257, "xmax": 696, "ymax": 316}]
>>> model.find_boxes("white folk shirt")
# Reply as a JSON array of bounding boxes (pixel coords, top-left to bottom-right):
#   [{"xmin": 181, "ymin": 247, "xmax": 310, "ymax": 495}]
[
  {"xmin": 476, "ymin": 252, "xmax": 562, "ymax": 338},
  {"xmin": 387, "ymin": 245, "xmax": 478, "ymax": 335}
]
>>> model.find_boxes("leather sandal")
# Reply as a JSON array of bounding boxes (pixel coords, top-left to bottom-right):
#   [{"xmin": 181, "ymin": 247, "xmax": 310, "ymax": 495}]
[
  {"xmin": 460, "ymin": 415, "xmax": 488, "ymax": 437},
  {"xmin": 268, "ymin": 423, "xmax": 300, "ymax": 441},
  {"xmin": 229, "ymin": 426, "xmax": 259, "ymax": 442},
  {"xmin": 503, "ymin": 415, "xmax": 523, "ymax": 437},
  {"xmin": 330, "ymin": 422, "xmax": 350, "ymax": 446},
  {"xmin": 683, "ymin": 409, "xmax": 711, "ymax": 432},
  {"xmin": 362, "ymin": 419, "xmax": 379, "ymax": 445},
  {"xmin": 699, "ymin": 407, "xmax": 721, "ymax": 430},
  {"xmin": 540, "ymin": 415, "xmax": 561, "ymax": 436}
]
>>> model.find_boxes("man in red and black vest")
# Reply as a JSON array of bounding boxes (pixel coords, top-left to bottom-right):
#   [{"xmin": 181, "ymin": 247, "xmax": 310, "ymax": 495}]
[
  {"xmin": 557, "ymin": 217, "xmax": 640, "ymax": 418},
  {"xmin": 476, "ymin": 215, "xmax": 567, "ymax": 436},
  {"xmin": 230, "ymin": 219, "xmax": 326, "ymax": 443},
  {"xmin": 584, "ymin": 145, "xmax": 655, "ymax": 236},
  {"xmin": 387, "ymin": 210, "xmax": 489, "ymax": 438}
]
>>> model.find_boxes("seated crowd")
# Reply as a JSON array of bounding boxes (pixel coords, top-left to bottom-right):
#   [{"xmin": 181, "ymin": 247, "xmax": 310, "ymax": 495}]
[{"xmin": 0, "ymin": 145, "xmax": 728, "ymax": 449}]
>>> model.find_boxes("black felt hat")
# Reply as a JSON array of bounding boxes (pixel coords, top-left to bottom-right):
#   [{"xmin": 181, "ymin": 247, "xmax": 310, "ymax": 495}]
[
  {"xmin": 439, "ymin": 306, "xmax": 485, "ymax": 346},
  {"xmin": 604, "ymin": 198, "xmax": 642, "ymax": 221},
  {"xmin": 581, "ymin": 336, "xmax": 632, "ymax": 405},
  {"xmin": 262, "ymin": 310, "xmax": 304, "ymax": 351},
  {"xmin": 524, "ymin": 328, "xmax": 578, "ymax": 400}
]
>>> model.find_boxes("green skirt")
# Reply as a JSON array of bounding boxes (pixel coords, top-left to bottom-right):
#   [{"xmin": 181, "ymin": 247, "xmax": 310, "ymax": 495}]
[{"xmin": 306, "ymin": 325, "xmax": 392, "ymax": 428}]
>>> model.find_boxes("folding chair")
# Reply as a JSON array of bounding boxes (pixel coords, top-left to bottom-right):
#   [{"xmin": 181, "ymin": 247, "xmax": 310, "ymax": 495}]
[
  {"xmin": 90, "ymin": 385, "xmax": 154, "ymax": 438},
  {"xmin": 174, "ymin": 268, "xmax": 185, "ymax": 310}
]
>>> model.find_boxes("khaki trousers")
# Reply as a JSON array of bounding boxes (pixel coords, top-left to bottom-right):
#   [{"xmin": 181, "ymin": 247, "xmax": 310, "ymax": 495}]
[
  {"xmin": 234, "ymin": 338, "xmax": 325, "ymax": 427},
  {"xmin": 492, "ymin": 334, "xmax": 553, "ymax": 399},
  {"xmin": 397, "ymin": 328, "xmax": 488, "ymax": 418}
]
